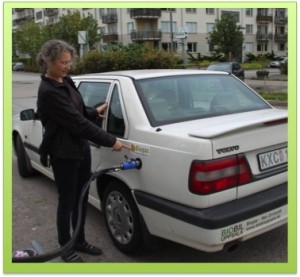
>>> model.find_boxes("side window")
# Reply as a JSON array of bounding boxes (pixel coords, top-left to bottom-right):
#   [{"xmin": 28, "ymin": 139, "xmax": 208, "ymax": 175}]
[
  {"xmin": 107, "ymin": 85, "xmax": 125, "ymax": 137},
  {"xmin": 77, "ymin": 82, "xmax": 111, "ymax": 108}
]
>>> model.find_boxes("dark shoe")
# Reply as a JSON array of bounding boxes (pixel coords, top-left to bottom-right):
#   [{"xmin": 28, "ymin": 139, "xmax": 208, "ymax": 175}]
[
  {"xmin": 61, "ymin": 250, "xmax": 84, "ymax": 263},
  {"xmin": 74, "ymin": 241, "xmax": 102, "ymax": 256}
]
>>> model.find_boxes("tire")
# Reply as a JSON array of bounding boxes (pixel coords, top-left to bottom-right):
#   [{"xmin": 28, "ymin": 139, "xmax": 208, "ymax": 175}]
[
  {"xmin": 103, "ymin": 180, "xmax": 143, "ymax": 254},
  {"xmin": 15, "ymin": 134, "xmax": 35, "ymax": 177}
]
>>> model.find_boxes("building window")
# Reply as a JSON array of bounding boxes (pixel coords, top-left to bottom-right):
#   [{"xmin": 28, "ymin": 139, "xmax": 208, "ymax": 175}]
[
  {"xmin": 99, "ymin": 9, "xmax": 105, "ymax": 19},
  {"xmin": 245, "ymin": 25, "xmax": 253, "ymax": 34},
  {"xmin": 162, "ymin": 42, "xmax": 177, "ymax": 51},
  {"xmin": 161, "ymin": 8, "xmax": 176, "ymax": 12},
  {"xmin": 161, "ymin": 21, "xmax": 177, "ymax": 33},
  {"xmin": 275, "ymin": 9, "xmax": 286, "ymax": 17},
  {"xmin": 278, "ymin": 43, "xmax": 286, "ymax": 51},
  {"xmin": 99, "ymin": 26, "xmax": 105, "ymax": 34},
  {"xmin": 36, "ymin": 11, "xmax": 43, "ymax": 20},
  {"xmin": 257, "ymin": 42, "xmax": 268, "ymax": 52},
  {"xmin": 206, "ymin": 23, "xmax": 215, "ymax": 33},
  {"xmin": 186, "ymin": 22, "xmax": 197, "ymax": 33},
  {"xmin": 257, "ymin": 8, "xmax": 268, "ymax": 16},
  {"xmin": 221, "ymin": 11, "xmax": 240, "ymax": 22},
  {"xmin": 245, "ymin": 8, "xmax": 253, "ymax": 16},
  {"xmin": 108, "ymin": 24, "xmax": 117, "ymax": 34},
  {"xmin": 187, "ymin": 42, "xmax": 197, "ymax": 52},
  {"xmin": 206, "ymin": 8, "xmax": 214, "ymax": 15},
  {"xmin": 127, "ymin": 22, "xmax": 134, "ymax": 34},
  {"xmin": 107, "ymin": 8, "xmax": 117, "ymax": 14},
  {"xmin": 186, "ymin": 8, "xmax": 196, "ymax": 13},
  {"xmin": 258, "ymin": 25, "xmax": 268, "ymax": 34},
  {"xmin": 245, "ymin": 42, "xmax": 253, "ymax": 53}
]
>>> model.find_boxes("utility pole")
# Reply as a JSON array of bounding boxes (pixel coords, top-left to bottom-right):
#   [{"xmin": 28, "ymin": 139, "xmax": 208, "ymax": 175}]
[{"xmin": 169, "ymin": 8, "xmax": 173, "ymax": 51}]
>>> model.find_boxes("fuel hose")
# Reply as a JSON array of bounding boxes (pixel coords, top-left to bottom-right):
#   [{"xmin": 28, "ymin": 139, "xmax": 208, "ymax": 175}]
[{"xmin": 12, "ymin": 158, "xmax": 142, "ymax": 263}]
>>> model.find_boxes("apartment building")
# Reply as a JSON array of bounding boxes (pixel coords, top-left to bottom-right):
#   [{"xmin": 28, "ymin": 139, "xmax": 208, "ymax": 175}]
[{"xmin": 12, "ymin": 8, "xmax": 288, "ymax": 61}]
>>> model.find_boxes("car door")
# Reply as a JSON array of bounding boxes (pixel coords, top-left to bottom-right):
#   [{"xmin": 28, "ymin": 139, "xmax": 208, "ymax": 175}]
[
  {"xmin": 75, "ymin": 79, "xmax": 114, "ymax": 172},
  {"xmin": 75, "ymin": 79, "xmax": 129, "ymax": 206}
]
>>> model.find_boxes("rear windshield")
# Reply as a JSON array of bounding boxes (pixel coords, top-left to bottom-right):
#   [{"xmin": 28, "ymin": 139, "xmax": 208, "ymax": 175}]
[{"xmin": 135, "ymin": 74, "xmax": 271, "ymax": 127}]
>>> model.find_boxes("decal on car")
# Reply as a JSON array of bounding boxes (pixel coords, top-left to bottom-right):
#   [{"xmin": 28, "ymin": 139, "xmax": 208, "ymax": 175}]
[
  {"xmin": 220, "ymin": 207, "xmax": 286, "ymax": 242},
  {"xmin": 130, "ymin": 143, "xmax": 150, "ymax": 156}
]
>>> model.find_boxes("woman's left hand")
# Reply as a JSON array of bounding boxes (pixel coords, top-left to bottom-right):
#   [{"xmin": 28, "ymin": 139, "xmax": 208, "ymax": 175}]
[{"xmin": 96, "ymin": 102, "xmax": 109, "ymax": 119}]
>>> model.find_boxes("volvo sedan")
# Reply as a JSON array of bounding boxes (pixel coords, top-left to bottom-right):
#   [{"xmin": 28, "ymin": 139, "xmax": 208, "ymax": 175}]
[{"xmin": 13, "ymin": 70, "xmax": 287, "ymax": 254}]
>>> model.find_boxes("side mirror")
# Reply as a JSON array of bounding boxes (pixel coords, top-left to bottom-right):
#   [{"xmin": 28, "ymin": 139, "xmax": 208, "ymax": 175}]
[{"xmin": 20, "ymin": 109, "xmax": 37, "ymax": 121}]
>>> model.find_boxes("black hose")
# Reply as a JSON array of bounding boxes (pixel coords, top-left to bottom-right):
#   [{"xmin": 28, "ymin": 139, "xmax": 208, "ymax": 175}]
[{"xmin": 12, "ymin": 166, "xmax": 116, "ymax": 263}]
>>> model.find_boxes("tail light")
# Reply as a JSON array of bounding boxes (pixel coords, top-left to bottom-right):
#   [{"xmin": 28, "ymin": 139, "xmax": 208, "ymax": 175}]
[{"xmin": 189, "ymin": 155, "xmax": 252, "ymax": 195}]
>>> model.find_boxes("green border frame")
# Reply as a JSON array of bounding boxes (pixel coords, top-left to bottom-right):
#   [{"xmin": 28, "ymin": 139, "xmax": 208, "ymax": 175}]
[{"xmin": 4, "ymin": 1, "xmax": 297, "ymax": 273}]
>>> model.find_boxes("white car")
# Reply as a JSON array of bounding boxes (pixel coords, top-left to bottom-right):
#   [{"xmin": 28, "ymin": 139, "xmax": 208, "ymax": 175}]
[
  {"xmin": 268, "ymin": 56, "xmax": 287, "ymax": 68},
  {"xmin": 13, "ymin": 70, "xmax": 287, "ymax": 254}
]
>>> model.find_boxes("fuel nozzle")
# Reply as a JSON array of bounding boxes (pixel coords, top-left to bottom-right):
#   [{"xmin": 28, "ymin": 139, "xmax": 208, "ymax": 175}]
[{"xmin": 116, "ymin": 156, "xmax": 142, "ymax": 170}]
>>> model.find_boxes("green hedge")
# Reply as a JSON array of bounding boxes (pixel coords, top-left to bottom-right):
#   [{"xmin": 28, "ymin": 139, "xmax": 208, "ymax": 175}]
[{"xmin": 74, "ymin": 44, "xmax": 183, "ymax": 74}]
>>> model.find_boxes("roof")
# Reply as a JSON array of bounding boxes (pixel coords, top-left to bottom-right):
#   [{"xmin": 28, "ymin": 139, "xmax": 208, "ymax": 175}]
[{"xmin": 71, "ymin": 69, "xmax": 228, "ymax": 80}]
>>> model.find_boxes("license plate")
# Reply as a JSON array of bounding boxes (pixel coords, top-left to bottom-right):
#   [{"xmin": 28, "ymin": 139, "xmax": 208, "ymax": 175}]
[{"xmin": 258, "ymin": 147, "xmax": 288, "ymax": 171}]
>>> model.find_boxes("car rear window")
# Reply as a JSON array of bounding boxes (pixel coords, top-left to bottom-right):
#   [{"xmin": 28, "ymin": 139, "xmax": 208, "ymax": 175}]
[{"xmin": 135, "ymin": 74, "xmax": 271, "ymax": 127}]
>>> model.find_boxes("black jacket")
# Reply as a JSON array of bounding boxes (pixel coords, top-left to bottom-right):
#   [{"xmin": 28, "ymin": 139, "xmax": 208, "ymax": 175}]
[{"xmin": 37, "ymin": 75, "xmax": 116, "ymax": 160}]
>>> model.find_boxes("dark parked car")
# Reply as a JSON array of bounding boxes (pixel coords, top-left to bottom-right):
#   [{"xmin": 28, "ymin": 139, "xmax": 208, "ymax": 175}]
[
  {"xmin": 207, "ymin": 62, "xmax": 245, "ymax": 80},
  {"xmin": 13, "ymin": 62, "xmax": 25, "ymax": 71}
]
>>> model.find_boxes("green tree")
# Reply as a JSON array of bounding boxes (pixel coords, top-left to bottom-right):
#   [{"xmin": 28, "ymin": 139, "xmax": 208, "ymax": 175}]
[
  {"xmin": 207, "ymin": 15, "xmax": 244, "ymax": 61},
  {"xmin": 12, "ymin": 21, "xmax": 44, "ymax": 60},
  {"xmin": 52, "ymin": 11, "xmax": 100, "ymax": 52}
]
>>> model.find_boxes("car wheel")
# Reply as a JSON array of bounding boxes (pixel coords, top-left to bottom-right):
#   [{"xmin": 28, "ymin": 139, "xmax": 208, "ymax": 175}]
[
  {"xmin": 103, "ymin": 180, "xmax": 143, "ymax": 254},
  {"xmin": 15, "ymin": 134, "xmax": 35, "ymax": 177}
]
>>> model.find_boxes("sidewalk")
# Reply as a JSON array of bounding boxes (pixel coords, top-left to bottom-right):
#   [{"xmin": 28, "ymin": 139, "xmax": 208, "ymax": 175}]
[{"xmin": 244, "ymin": 70, "xmax": 288, "ymax": 108}]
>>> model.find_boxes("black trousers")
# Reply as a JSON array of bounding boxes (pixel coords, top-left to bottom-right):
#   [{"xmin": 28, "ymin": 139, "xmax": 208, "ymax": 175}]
[{"xmin": 51, "ymin": 144, "xmax": 91, "ymax": 247}]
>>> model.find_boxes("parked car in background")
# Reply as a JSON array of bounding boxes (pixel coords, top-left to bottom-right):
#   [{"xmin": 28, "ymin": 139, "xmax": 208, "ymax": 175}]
[
  {"xmin": 13, "ymin": 70, "xmax": 287, "ymax": 255},
  {"xmin": 268, "ymin": 56, "xmax": 287, "ymax": 68},
  {"xmin": 13, "ymin": 62, "xmax": 25, "ymax": 71},
  {"xmin": 280, "ymin": 57, "xmax": 288, "ymax": 66},
  {"xmin": 207, "ymin": 62, "xmax": 245, "ymax": 80}
]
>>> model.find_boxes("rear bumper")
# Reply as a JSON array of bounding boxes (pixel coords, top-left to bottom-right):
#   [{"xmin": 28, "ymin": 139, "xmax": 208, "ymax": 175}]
[{"xmin": 134, "ymin": 183, "xmax": 287, "ymax": 229}]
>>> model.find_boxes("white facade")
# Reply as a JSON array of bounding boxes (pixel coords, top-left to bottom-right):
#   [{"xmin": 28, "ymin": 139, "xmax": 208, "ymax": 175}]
[{"xmin": 12, "ymin": 8, "xmax": 288, "ymax": 61}]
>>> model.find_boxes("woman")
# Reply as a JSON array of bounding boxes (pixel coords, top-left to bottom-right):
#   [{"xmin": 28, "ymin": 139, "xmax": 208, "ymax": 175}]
[{"xmin": 36, "ymin": 40, "xmax": 129, "ymax": 262}]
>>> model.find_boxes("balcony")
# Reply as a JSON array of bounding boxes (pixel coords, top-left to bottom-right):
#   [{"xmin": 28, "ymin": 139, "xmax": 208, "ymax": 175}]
[
  {"xmin": 274, "ymin": 17, "xmax": 288, "ymax": 25},
  {"xmin": 102, "ymin": 34, "xmax": 119, "ymax": 43},
  {"xmin": 131, "ymin": 30, "xmax": 162, "ymax": 42},
  {"xmin": 274, "ymin": 33, "xmax": 287, "ymax": 43},
  {"xmin": 130, "ymin": 9, "xmax": 161, "ymax": 19},
  {"xmin": 14, "ymin": 9, "xmax": 34, "ymax": 23},
  {"xmin": 102, "ymin": 13, "xmax": 118, "ymax": 24},
  {"xmin": 44, "ymin": 8, "xmax": 59, "ymax": 17},
  {"xmin": 256, "ymin": 15, "xmax": 273, "ymax": 23},
  {"xmin": 256, "ymin": 32, "xmax": 273, "ymax": 40}
]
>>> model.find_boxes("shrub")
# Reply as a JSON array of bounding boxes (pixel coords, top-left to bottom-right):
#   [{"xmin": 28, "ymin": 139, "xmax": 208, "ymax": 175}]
[{"xmin": 73, "ymin": 44, "xmax": 183, "ymax": 74}]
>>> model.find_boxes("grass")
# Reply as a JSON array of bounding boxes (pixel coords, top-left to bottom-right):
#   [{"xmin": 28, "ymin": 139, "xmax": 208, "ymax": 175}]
[{"xmin": 258, "ymin": 92, "xmax": 287, "ymax": 101}]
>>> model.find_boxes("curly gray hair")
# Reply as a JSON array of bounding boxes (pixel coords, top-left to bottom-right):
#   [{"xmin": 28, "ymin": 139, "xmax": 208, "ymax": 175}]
[{"xmin": 36, "ymin": 40, "xmax": 76, "ymax": 73}]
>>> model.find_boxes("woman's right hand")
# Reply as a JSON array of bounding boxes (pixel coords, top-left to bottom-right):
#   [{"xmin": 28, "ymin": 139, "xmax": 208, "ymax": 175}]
[{"xmin": 112, "ymin": 140, "xmax": 131, "ymax": 151}]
